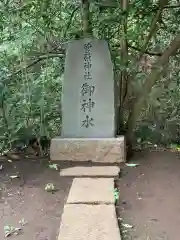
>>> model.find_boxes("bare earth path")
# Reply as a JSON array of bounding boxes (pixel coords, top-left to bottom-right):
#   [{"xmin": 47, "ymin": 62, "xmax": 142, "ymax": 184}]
[
  {"xmin": 117, "ymin": 150, "xmax": 180, "ymax": 240},
  {"xmin": 0, "ymin": 159, "xmax": 72, "ymax": 240},
  {"xmin": 2, "ymin": 150, "xmax": 180, "ymax": 240}
]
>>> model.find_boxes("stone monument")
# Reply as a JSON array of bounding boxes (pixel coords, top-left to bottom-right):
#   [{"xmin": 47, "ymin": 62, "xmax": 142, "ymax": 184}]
[{"xmin": 50, "ymin": 38, "xmax": 125, "ymax": 163}]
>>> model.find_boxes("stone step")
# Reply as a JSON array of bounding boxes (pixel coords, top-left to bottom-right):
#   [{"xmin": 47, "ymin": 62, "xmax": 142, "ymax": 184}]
[
  {"xmin": 60, "ymin": 166, "xmax": 120, "ymax": 177},
  {"xmin": 67, "ymin": 178, "xmax": 114, "ymax": 204},
  {"xmin": 58, "ymin": 204, "xmax": 121, "ymax": 240}
]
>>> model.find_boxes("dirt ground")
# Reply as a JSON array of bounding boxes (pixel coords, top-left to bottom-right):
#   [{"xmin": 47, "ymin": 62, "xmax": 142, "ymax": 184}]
[
  {"xmin": 0, "ymin": 157, "xmax": 117, "ymax": 240},
  {"xmin": 117, "ymin": 149, "xmax": 180, "ymax": 240},
  {"xmin": 1, "ymin": 150, "xmax": 180, "ymax": 240},
  {"xmin": 0, "ymin": 158, "xmax": 73, "ymax": 240}
]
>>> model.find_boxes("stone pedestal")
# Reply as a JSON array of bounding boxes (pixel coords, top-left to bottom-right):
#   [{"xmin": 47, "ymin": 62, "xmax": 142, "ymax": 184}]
[{"xmin": 50, "ymin": 136, "xmax": 125, "ymax": 163}]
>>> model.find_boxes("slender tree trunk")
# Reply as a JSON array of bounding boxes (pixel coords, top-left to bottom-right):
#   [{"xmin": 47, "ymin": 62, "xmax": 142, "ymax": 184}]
[
  {"xmin": 138, "ymin": 0, "xmax": 169, "ymax": 61},
  {"xmin": 116, "ymin": 0, "xmax": 129, "ymax": 135},
  {"xmin": 81, "ymin": 0, "xmax": 92, "ymax": 37},
  {"xmin": 125, "ymin": 0, "xmax": 169, "ymax": 156},
  {"xmin": 126, "ymin": 34, "xmax": 180, "ymax": 147}
]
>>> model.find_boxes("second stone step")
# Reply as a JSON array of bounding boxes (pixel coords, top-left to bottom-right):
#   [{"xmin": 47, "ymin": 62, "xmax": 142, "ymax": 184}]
[{"xmin": 67, "ymin": 178, "xmax": 115, "ymax": 204}]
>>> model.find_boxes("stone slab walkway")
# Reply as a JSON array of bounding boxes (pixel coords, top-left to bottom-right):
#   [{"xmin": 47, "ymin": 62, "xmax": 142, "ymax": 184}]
[
  {"xmin": 60, "ymin": 166, "xmax": 120, "ymax": 177},
  {"xmin": 58, "ymin": 168, "xmax": 121, "ymax": 240},
  {"xmin": 67, "ymin": 178, "xmax": 114, "ymax": 204},
  {"xmin": 58, "ymin": 204, "xmax": 121, "ymax": 240}
]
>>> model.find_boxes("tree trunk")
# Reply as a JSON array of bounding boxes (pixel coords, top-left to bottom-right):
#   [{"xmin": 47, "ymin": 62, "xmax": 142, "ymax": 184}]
[
  {"xmin": 116, "ymin": 0, "xmax": 129, "ymax": 135},
  {"xmin": 126, "ymin": 34, "xmax": 180, "ymax": 148},
  {"xmin": 81, "ymin": 0, "xmax": 92, "ymax": 37}
]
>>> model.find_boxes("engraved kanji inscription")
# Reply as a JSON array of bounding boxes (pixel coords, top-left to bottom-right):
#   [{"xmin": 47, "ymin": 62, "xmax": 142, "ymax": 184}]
[
  {"xmin": 81, "ymin": 83, "xmax": 95, "ymax": 97},
  {"xmin": 84, "ymin": 42, "xmax": 92, "ymax": 50},
  {"xmin": 81, "ymin": 115, "xmax": 94, "ymax": 128},
  {"xmin": 81, "ymin": 98, "xmax": 95, "ymax": 113},
  {"xmin": 84, "ymin": 71, "xmax": 92, "ymax": 81},
  {"xmin": 84, "ymin": 60, "xmax": 92, "ymax": 69}
]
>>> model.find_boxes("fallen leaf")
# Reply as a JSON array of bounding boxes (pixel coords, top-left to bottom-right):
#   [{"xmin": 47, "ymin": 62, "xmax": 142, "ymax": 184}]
[
  {"xmin": 122, "ymin": 223, "xmax": 133, "ymax": 228},
  {"xmin": 114, "ymin": 188, "xmax": 119, "ymax": 200},
  {"xmin": 4, "ymin": 225, "xmax": 13, "ymax": 237},
  {"xmin": 125, "ymin": 163, "xmax": 139, "ymax": 167},
  {"xmin": 13, "ymin": 228, "xmax": 22, "ymax": 236},
  {"xmin": 4, "ymin": 225, "xmax": 22, "ymax": 237},
  {"xmin": 19, "ymin": 218, "xmax": 27, "ymax": 226},
  {"xmin": 10, "ymin": 175, "xmax": 19, "ymax": 179},
  {"xmin": 45, "ymin": 183, "xmax": 56, "ymax": 192},
  {"xmin": 49, "ymin": 164, "xmax": 59, "ymax": 170}
]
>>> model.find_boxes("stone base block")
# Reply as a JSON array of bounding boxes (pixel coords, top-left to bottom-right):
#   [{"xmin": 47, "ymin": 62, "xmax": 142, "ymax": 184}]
[{"xmin": 50, "ymin": 136, "xmax": 125, "ymax": 163}]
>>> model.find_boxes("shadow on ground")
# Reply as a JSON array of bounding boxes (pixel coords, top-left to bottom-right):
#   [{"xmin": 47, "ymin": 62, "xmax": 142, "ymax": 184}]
[
  {"xmin": 117, "ymin": 150, "xmax": 180, "ymax": 240},
  {"xmin": 0, "ymin": 159, "xmax": 72, "ymax": 240}
]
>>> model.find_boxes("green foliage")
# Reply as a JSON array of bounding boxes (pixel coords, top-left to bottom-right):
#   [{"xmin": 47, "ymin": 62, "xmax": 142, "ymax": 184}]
[{"xmin": 1, "ymin": 0, "xmax": 180, "ymax": 153}]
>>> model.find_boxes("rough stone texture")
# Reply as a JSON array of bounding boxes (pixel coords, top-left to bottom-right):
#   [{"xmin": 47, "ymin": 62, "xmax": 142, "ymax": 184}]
[
  {"xmin": 60, "ymin": 166, "xmax": 120, "ymax": 177},
  {"xmin": 50, "ymin": 136, "xmax": 125, "ymax": 163},
  {"xmin": 67, "ymin": 178, "xmax": 114, "ymax": 204},
  {"xmin": 62, "ymin": 38, "xmax": 115, "ymax": 138},
  {"xmin": 58, "ymin": 204, "xmax": 121, "ymax": 240}
]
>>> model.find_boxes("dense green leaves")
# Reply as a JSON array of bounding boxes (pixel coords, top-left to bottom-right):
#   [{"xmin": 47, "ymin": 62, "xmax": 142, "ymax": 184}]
[{"xmin": 1, "ymin": 0, "xmax": 180, "ymax": 152}]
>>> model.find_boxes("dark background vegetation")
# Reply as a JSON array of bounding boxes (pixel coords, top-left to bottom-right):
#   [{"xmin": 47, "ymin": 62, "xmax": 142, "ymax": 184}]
[{"xmin": 1, "ymin": 0, "xmax": 180, "ymax": 154}]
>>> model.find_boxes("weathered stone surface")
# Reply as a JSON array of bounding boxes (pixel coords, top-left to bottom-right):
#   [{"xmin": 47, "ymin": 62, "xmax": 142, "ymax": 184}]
[
  {"xmin": 50, "ymin": 136, "xmax": 125, "ymax": 163},
  {"xmin": 60, "ymin": 166, "xmax": 120, "ymax": 177},
  {"xmin": 67, "ymin": 178, "xmax": 114, "ymax": 204},
  {"xmin": 58, "ymin": 204, "xmax": 121, "ymax": 240},
  {"xmin": 62, "ymin": 38, "xmax": 115, "ymax": 138}
]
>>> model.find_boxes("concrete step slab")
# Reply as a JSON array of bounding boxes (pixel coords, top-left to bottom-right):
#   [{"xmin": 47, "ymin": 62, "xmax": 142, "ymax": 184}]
[
  {"xmin": 60, "ymin": 166, "xmax": 120, "ymax": 177},
  {"xmin": 67, "ymin": 178, "xmax": 114, "ymax": 204},
  {"xmin": 58, "ymin": 204, "xmax": 121, "ymax": 240}
]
